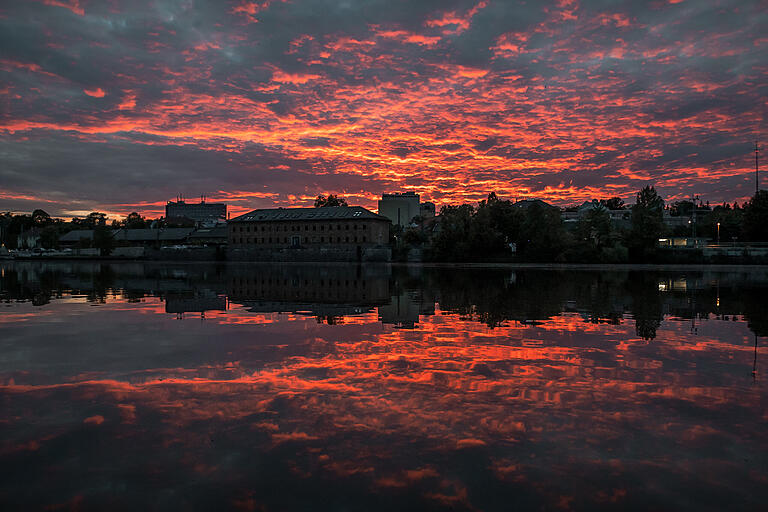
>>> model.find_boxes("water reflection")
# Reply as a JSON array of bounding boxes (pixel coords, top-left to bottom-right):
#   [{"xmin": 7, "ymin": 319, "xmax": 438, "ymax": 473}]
[{"xmin": 0, "ymin": 262, "xmax": 766, "ymax": 510}]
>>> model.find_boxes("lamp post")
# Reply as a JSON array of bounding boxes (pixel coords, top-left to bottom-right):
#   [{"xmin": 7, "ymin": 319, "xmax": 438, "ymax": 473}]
[{"xmin": 717, "ymin": 222, "xmax": 720, "ymax": 245}]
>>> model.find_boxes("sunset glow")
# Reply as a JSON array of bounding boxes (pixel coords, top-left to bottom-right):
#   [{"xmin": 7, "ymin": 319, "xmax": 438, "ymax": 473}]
[{"xmin": 1, "ymin": 1, "xmax": 765, "ymax": 218}]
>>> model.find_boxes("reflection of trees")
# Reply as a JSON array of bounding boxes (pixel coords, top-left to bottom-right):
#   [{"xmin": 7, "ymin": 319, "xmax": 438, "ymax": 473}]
[
  {"xmin": 741, "ymin": 288, "xmax": 768, "ymax": 337},
  {"xmin": 414, "ymin": 269, "xmax": 569, "ymax": 328},
  {"xmin": 625, "ymin": 272, "xmax": 664, "ymax": 340},
  {"xmin": 4, "ymin": 262, "xmax": 768, "ymax": 341}
]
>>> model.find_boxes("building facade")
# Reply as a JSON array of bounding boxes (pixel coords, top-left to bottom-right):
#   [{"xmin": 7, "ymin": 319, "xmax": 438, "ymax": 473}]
[
  {"xmin": 228, "ymin": 206, "xmax": 391, "ymax": 261},
  {"xmin": 165, "ymin": 199, "xmax": 226, "ymax": 226},
  {"xmin": 378, "ymin": 192, "xmax": 422, "ymax": 227}
]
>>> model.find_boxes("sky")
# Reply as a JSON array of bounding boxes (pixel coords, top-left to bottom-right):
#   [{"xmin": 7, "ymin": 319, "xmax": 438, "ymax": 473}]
[{"xmin": 0, "ymin": 0, "xmax": 766, "ymax": 219}]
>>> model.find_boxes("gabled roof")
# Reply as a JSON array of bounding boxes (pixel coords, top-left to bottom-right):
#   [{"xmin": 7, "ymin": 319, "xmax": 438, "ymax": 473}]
[
  {"xmin": 59, "ymin": 229, "xmax": 95, "ymax": 242},
  {"xmin": 512, "ymin": 199, "xmax": 558, "ymax": 210},
  {"xmin": 230, "ymin": 206, "xmax": 389, "ymax": 223},
  {"xmin": 112, "ymin": 228, "xmax": 194, "ymax": 241}
]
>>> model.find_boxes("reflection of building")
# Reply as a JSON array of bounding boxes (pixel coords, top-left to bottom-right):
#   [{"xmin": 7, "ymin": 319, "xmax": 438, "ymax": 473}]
[
  {"xmin": 378, "ymin": 291, "xmax": 435, "ymax": 329},
  {"xmin": 165, "ymin": 291, "xmax": 227, "ymax": 315},
  {"xmin": 228, "ymin": 206, "xmax": 390, "ymax": 262},
  {"xmin": 227, "ymin": 265, "xmax": 390, "ymax": 318},
  {"xmin": 166, "ymin": 199, "xmax": 226, "ymax": 227}
]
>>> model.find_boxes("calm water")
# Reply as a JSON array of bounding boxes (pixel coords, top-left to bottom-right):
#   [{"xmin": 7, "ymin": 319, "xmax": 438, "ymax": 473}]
[{"xmin": 1, "ymin": 262, "xmax": 766, "ymax": 511}]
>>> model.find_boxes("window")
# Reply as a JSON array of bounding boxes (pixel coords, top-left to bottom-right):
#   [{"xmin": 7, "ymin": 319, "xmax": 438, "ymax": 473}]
[
  {"xmin": 268, "ymin": 237, "xmax": 272, "ymax": 243},
  {"xmin": 345, "ymin": 236, "xmax": 349, "ymax": 242},
  {"xmin": 304, "ymin": 237, "xmax": 308, "ymax": 243},
  {"xmin": 321, "ymin": 236, "xmax": 324, "ymax": 243},
  {"xmin": 362, "ymin": 224, "xmax": 367, "ymax": 230},
  {"xmin": 354, "ymin": 236, "xmax": 357, "ymax": 242},
  {"xmin": 312, "ymin": 225, "xmax": 316, "ymax": 231},
  {"xmin": 363, "ymin": 236, "xmax": 367, "ymax": 242},
  {"xmin": 320, "ymin": 225, "xmax": 324, "ymax": 231},
  {"xmin": 345, "ymin": 224, "xmax": 350, "ymax": 230}
]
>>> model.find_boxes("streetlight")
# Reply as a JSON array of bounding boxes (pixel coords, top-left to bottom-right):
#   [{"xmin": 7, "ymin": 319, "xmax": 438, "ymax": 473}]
[{"xmin": 717, "ymin": 222, "xmax": 721, "ymax": 245}]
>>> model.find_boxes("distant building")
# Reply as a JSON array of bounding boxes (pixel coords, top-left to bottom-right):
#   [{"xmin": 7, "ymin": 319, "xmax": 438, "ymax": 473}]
[
  {"xmin": 561, "ymin": 200, "xmax": 631, "ymax": 228},
  {"xmin": 378, "ymin": 192, "xmax": 434, "ymax": 227},
  {"xmin": 228, "ymin": 206, "xmax": 390, "ymax": 261},
  {"xmin": 165, "ymin": 199, "xmax": 226, "ymax": 227}
]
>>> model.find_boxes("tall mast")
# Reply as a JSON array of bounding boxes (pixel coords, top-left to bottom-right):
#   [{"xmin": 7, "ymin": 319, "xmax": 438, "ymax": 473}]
[{"xmin": 756, "ymin": 140, "xmax": 760, "ymax": 193}]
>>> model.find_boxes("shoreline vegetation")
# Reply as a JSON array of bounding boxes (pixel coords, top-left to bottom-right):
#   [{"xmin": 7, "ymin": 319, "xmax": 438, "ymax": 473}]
[{"xmin": 394, "ymin": 187, "xmax": 768, "ymax": 264}]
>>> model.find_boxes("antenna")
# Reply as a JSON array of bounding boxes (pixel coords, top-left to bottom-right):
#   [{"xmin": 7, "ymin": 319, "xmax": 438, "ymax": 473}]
[{"xmin": 756, "ymin": 140, "xmax": 760, "ymax": 194}]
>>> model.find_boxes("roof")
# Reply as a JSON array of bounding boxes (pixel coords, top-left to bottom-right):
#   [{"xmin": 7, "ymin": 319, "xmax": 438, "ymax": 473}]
[
  {"xmin": 230, "ymin": 206, "xmax": 390, "ymax": 223},
  {"xmin": 59, "ymin": 229, "xmax": 95, "ymax": 242},
  {"xmin": 512, "ymin": 199, "xmax": 558, "ymax": 210},
  {"xmin": 113, "ymin": 228, "xmax": 194, "ymax": 241},
  {"xmin": 189, "ymin": 225, "xmax": 228, "ymax": 239}
]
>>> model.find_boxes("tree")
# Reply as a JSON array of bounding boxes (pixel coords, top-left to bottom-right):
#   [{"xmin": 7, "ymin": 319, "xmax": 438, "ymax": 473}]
[
  {"xmin": 604, "ymin": 197, "xmax": 625, "ymax": 210},
  {"xmin": 314, "ymin": 194, "xmax": 348, "ymax": 208},
  {"xmin": 93, "ymin": 225, "xmax": 115, "ymax": 256},
  {"xmin": 72, "ymin": 212, "xmax": 107, "ymax": 229},
  {"xmin": 628, "ymin": 186, "xmax": 665, "ymax": 260},
  {"xmin": 124, "ymin": 212, "xmax": 147, "ymax": 229},
  {"xmin": 31, "ymin": 209, "xmax": 51, "ymax": 226},
  {"xmin": 742, "ymin": 190, "xmax": 768, "ymax": 241},
  {"xmin": 576, "ymin": 205, "xmax": 611, "ymax": 248}
]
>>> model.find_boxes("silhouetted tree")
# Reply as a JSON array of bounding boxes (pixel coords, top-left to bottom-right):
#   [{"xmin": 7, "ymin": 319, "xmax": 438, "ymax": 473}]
[
  {"xmin": 31, "ymin": 209, "xmax": 51, "ymax": 226},
  {"xmin": 629, "ymin": 186, "xmax": 664, "ymax": 260},
  {"xmin": 743, "ymin": 190, "xmax": 768, "ymax": 241},
  {"xmin": 314, "ymin": 194, "xmax": 348, "ymax": 208},
  {"xmin": 604, "ymin": 197, "xmax": 625, "ymax": 210},
  {"xmin": 124, "ymin": 212, "xmax": 147, "ymax": 229},
  {"xmin": 93, "ymin": 225, "xmax": 115, "ymax": 256}
]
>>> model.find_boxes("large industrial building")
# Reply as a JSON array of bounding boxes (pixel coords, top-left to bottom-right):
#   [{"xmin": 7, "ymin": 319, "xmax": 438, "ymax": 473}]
[
  {"xmin": 228, "ymin": 206, "xmax": 391, "ymax": 261},
  {"xmin": 165, "ymin": 198, "xmax": 226, "ymax": 226},
  {"xmin": 378, "ymin": 192, "xmax": 435, "ymax": 227}
]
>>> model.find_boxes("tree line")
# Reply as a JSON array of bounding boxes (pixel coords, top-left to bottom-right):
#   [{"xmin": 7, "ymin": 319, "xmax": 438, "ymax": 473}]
[{"xmin": 396, "ymin": 187, "xmax": 768, "ymax": 262}]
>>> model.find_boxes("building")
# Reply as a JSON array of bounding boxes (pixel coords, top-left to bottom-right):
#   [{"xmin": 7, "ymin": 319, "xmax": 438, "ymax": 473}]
[
  {"xmin": 378, "ymin": 192, "xmax": 424, "ymax": 227},
  {"xmin": 228, "ymin": 206, "xmax": 391, "ymax": 261},
  {"xmin": 112, "ymin": 228, "xmax": 195, "ymax": 247},
  {"xmin": 165, "ymin": 199, "xmax": 226, "ymax": 227},
  {"xmin": 562, "ymin": 200, "xmax": 631, "ymax": 229},
  {"xmin": 58, "ymin": 229, "xmax": 96, "ymax": 247}
]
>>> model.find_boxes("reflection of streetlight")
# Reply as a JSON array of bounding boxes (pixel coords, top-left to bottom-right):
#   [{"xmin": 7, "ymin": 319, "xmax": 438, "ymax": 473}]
[{"xmin": 717, "ymin": 222, "xmax": 721, "ymax": 245}]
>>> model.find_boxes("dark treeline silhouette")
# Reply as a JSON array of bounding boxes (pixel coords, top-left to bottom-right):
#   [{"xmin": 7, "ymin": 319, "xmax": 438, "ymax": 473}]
[{"xmin": 399, "ymin": 187, "xmax": 768, "ymax": 262}]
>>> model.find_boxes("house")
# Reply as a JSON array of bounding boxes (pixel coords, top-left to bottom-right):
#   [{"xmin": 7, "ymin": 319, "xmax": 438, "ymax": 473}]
[{"xmin": 228, "ymin": 206, "xmax": 391, "ymax": 261}]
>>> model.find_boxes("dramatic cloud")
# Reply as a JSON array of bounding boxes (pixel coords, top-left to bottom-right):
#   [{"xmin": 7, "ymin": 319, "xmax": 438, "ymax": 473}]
[{"xmin": 0, "ymin": 0, "xmax": 765, "ymax": 217}]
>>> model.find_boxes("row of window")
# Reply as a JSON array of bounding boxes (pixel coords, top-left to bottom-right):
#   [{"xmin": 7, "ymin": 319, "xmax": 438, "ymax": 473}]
[
  {"xmin": 231, "ymin": 235, "xmax": 368, "ymax": 244},
  {"xmin": 233, "ymin": 223, "xmax": 367, "ymax": 233}
]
